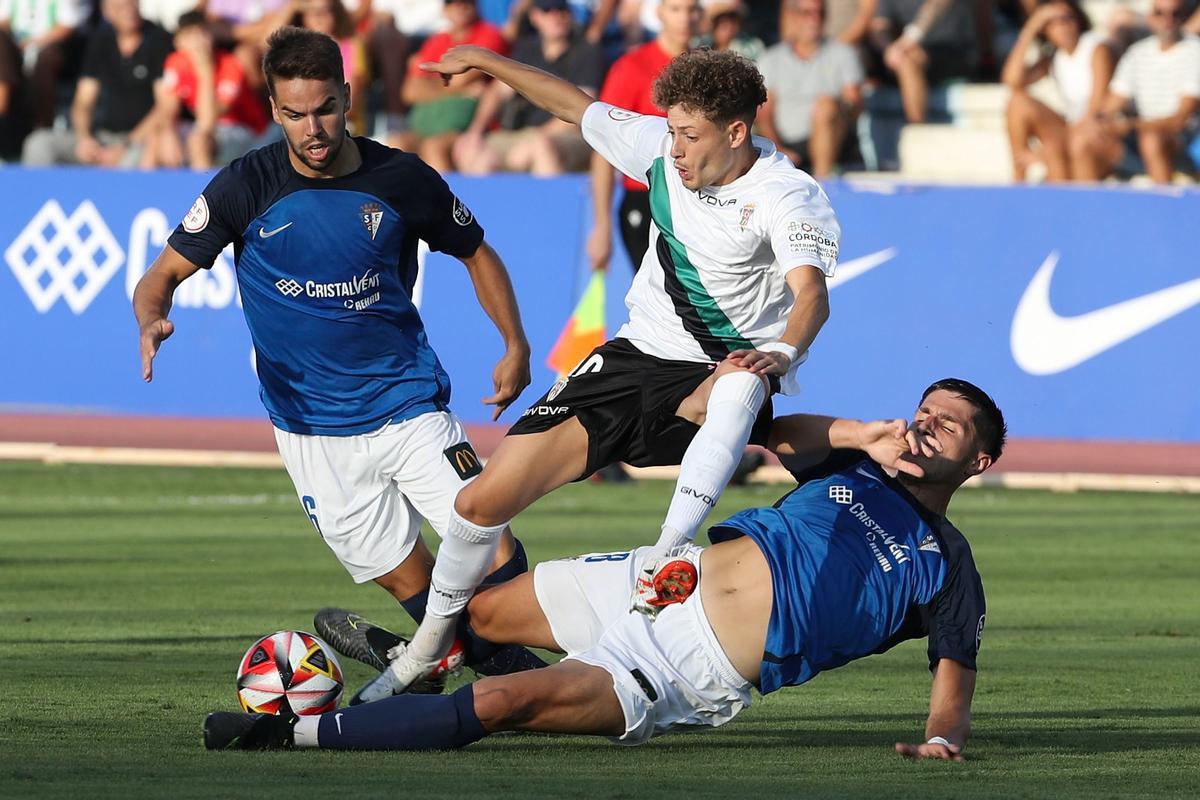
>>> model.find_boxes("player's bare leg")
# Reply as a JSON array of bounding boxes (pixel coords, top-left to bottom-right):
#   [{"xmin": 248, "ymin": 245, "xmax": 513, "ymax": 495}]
[
  {"xmin": 454, "ymin": 417, "xmax": 591, "ymax": 526},
  {"xmin": 466, "ymin": 573, "xmax": 560, "ymax": 652}
]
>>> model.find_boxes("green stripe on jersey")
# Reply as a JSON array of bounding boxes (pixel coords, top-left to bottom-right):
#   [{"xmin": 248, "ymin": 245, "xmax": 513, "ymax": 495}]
[{"xmin": 648, "ymin": 158, "xmax": 753, "ymax": 350}]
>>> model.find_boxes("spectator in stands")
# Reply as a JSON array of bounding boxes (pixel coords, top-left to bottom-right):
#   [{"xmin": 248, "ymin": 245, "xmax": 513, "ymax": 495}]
[
  {"xmin": 288, "ymin": 0, "xmax": 370, "ymax": 133},
  {"xmin": 1097, "ymin": 0, "xmax": 1200, "ymax": 183},
  {"xmin": 144, "ymin": 11, "xmax": 269, "ymax": 169},
  {"xmin": 820, "ymin": 0, "xmax": 877, "ymax": 44},
  {"xmin": 587, "ymin": 0, "xmax": 700, "ymax": 273},
  {"xmin": 400, "ymin": 0, "xmax": 509, "ymax": 171},
  {"xmin": 20, "ymin": 0, "xmax": 171, "ymax": 166},
  {"xmin": 341, "ymin": 1, "xmax": 415, "ymax": 138},
  {"xmin": 1002, "ymin": 0, "xmax": 1115, "ymax": 182},
  {"xmin": 871, "ymin": 0, "xmax": 977, "ymax": 123},
  {"xmin": 0, "ymin": 0, "xmax": 94, "ymax": 130},
  {"xmin": 757, "ymin": 0, "xmax": 864, "ymax": 178},
  {"xmin": 697, "ymin": 0, "xmax": 764, "ymax": 61},
  {"xmin": 453, "ymin": 0, "xmax": 602, "ymax": 174},
  {"xmin": 0, "ymin": 13, "xmax": 29, "ymax": 160}
]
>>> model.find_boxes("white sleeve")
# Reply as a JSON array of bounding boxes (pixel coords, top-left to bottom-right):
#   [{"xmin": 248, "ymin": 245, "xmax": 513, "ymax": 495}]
[
  {"xmin": 58, "ymin": 0, "xmax": 91, "ymax": 27},
  {"xmin": 1179, "ymin": 42, "xmax": 1200, "ymax": 98},
  {"xmin": 581, "ymin": 101, "xmax": 669, "ymax": 185},
  {"xmin": 1109, "ymin": 47, "xmax": 1134, "ymax": 99},
  {"xmin": 768, "ymin": 181, "xmax": 841, "ymax": 278}
]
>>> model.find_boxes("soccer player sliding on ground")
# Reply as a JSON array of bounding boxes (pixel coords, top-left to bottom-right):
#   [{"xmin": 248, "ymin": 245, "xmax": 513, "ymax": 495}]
[
  {"xmin": 206, "ymin": 379, "xmax": 1003, "ymax": 761},
  {"xmin": 344, "ymin": 44, "xmax": 844, "ymax": 702}
]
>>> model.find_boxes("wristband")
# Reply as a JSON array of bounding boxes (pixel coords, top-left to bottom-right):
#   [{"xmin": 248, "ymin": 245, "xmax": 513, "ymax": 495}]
[
  {"xmin": 926, "ymin": 736, "xmax": 952, "ymax": 747},
  {"xmin": 758, "ymin": 341, "xmax": 799, "ymax": 363},
  {"xmin": 902, "ymin": 23, "xmax": 925, "ymax": 43}
]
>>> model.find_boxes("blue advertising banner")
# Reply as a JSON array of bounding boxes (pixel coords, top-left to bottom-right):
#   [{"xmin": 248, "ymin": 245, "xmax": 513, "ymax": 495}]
[{"xmin": 1, "ymin": 168, "xmax": 1196, "ymax": 442}]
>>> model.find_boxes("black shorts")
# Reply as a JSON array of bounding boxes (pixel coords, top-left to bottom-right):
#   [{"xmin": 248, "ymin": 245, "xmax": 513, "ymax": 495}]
[{"xmin": 507, "ymin": 339, "xmax": 774, "ymax": 480}]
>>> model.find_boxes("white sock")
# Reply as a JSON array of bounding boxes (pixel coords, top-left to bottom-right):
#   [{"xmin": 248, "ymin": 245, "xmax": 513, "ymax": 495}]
[
  {"xmin": 408, "ymin": 509, "xmax": 505, "ymax": 662},
  {"xmin": 293, "ymin": 716, "xmax": 320, "ymax": 748},
  {"xmin": 659, "ymin": 370, "xmax": 766, "ymax": 547}
]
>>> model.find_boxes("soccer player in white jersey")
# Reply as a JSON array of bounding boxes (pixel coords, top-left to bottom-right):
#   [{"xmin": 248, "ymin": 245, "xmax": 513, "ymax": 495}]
[{"xmin": 351, "ymin": 46, "xmax": 841, "ymax": 700}]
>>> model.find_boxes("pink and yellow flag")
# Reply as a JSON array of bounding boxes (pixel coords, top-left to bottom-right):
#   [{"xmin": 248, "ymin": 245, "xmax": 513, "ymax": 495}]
[{"xmin": 546, "ymin": 271, "xmax": 606, "ymax": 376}]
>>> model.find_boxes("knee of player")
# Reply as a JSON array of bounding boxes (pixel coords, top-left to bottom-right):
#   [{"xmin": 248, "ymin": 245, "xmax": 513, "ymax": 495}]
[
  {"xmin": 466, "ymin": 590, "xmax": 502, "ymax": 640},
  {"xmin": 453, "ymin": 482, "xmax": 511, "ymax": 528},
  {"xmin": 710, "ymin": 365, "xmax": 769, "ymax": 408},
  {"xmin": 471, "ymin": 677, "xmax": 539, "ymax": 728}
]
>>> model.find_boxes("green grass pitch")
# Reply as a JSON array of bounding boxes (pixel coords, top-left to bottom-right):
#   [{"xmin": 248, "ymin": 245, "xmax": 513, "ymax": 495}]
[{"xmin": 1, "ymin": 461, "xmax": 1197, "ymax": 798}]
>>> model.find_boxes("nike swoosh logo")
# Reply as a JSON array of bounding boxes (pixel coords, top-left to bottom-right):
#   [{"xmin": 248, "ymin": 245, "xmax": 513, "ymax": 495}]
[
  {"xmin": 855, "ymin": 465, "xmax": 883, "ymax": 483},
  {"xmin": 258, "ymin": 222, "xmax": 294, "ymax": 239},
  {"xmin": 1011, "ymin": 251, "xmax": 1200, "ymax": 375},
  {"xmin": 828, "ymin": 248, "xmax": 898, "ymax": 290},
  {"xmin": 335, "ymin": 713, "xmax": 344, "ymax": 734}
]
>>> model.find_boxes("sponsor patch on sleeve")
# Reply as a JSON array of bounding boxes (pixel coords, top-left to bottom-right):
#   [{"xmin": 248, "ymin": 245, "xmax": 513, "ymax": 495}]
[
  {"xmin": 443, "ymin": 442, "xmax": 482, "ymax": 480},
  {"xmin": 451, "ymin": 196, "xmax": 474, "ymax": 227},
  {"xmin": 784, "ymin": 220, "xmax": 838, "ymax": 262},
  {"xmin": 607, "ymin": 107, "xmax": 638, "ymax": 121},
  {"xmin": 182, "ymin": 195, "xmax": 210, "ymax": 233}
]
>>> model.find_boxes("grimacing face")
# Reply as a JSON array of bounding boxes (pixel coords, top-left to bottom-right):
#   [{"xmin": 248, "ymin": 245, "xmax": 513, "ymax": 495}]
[
  {"xmin": 270, "ymin": 77, "xmax": 350, "ymax": 176},
  {"xmin": 665, "ymin": 104, "xmax": 745, "ymax": 190},
  {"xmin": 900, "ymin": 389, "xmax": 994, "ymax": 484}
]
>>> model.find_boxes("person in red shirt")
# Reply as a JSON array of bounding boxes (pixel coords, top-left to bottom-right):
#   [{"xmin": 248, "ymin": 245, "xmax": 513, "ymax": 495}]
[
  {"xmin": 398, "ymin": 0, "xmax": 510, "ymax": 171},
  {"xmin": 145, "ymin": 11, "xmax": 269, "ymax": 170},
  {"xmin": 587, "ymin": 0, "xmax": 701, "ymax": 274}
]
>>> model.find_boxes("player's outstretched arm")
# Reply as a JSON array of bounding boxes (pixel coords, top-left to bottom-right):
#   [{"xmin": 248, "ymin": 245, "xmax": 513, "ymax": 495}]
[
  {"xmin": 133, "ymin": 244, "xmax": 203, "ymax": 382},
  {"xmin": 895, "ymin": 658, "xmax": 975, "ymax": 762},
  {"xmin": 459, "ymin": 241, "xmax": 531, "ymax": 420},
  {"xmin": 729, "ymin": 267, "xmax": 829, "ymax": 380},
  {"xmin": 420, "ymin": 45, "xmax": 593, "ymax": 126},
  {"xmin": 768, "ymin": 416, "xmax": 939, "ymax": 476}
]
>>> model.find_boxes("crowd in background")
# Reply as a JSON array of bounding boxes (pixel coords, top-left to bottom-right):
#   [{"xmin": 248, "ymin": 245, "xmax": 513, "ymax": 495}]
[{"xmin": 1, "ymin": 0, "xmax": 1199, "ymax": 185}]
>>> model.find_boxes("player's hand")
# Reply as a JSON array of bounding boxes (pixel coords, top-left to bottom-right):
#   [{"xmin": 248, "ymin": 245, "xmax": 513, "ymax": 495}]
[
  {"xmin": 484, "ymin": 346, "xmax": 531, "ymax": 421},
  {"xmin": 857, "ymin": 419, "xmax": 926, "ymax": 478},
  {"xmin": 139, "ymin": 318, "xmax": 175, "ymax": 382},
  {"xmin": 905, "ymin": 420, "xmax": 942, "ymax": 458},
  {"xmin": 728, "ymin": 348, "xmax": 790, "ymax": 376},
  {"xmin": 894, "ymin": 741, "xmax": 964, "ymax": 762},
  {"xmin": 420, "ymin": 45, "xmax": 488, "ymax": 86},
  {"xmin": 586, "ymin": 222, "xmax": 611, "ymax": 272}
]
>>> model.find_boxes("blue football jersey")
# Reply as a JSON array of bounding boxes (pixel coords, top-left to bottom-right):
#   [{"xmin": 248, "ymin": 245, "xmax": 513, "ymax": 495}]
[
  {"xmin": 168, "ymin": 138, "xmax": 484, "ymax": 435},
  {"xmin": 710, "ymin": 452, "xmax": 986, "ymax": 695}
]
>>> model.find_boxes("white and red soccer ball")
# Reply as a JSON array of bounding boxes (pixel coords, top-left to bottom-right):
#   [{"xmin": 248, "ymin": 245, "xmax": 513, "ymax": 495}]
[{"xmin": 236, "ymin": 631, "xmax": 343, "ymax": 715}]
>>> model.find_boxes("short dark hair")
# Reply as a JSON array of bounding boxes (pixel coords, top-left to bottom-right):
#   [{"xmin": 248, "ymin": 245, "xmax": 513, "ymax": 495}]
[
  {"xmin": 652, "ymin": 49, "xmax": 767, "ymax": 126},
  {"xmin": 262, "ymin": 26, "xmax": 345, "ymax": 97},
  {"xmin": 921, "ymin": 378, "xmax": 1007, "ymax": 461},
  {"xmin": 175, "ymin": 10, "xmax": 208, "ymax": 31}
]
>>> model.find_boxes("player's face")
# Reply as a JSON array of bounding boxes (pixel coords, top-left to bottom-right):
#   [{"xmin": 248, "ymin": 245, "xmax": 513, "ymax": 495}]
[
  {"xmin": 902, "ymin": 390, "xmax": 993, "ymax": 484},
  {"xmin": 667, "ymin": 105, "xmax": 746, "ymax": 190},
  {"xmin": 270, "ymin": 77, "xmax": 351, "ymax": 177}
]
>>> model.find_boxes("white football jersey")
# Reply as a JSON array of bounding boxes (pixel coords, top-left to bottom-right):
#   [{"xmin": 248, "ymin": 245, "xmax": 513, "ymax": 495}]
[{"xmin": 581, "ymin": 101, "xmax": 840, "ymax": 366}]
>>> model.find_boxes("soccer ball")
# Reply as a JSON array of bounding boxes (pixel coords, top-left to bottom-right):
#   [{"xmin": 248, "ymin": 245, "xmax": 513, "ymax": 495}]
[{"xmin": 236, "ymin": 630, "xmax": 343, "ymax": 715}]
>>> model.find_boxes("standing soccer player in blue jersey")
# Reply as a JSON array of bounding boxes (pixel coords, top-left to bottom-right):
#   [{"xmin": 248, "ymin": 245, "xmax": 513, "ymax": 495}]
[
  {"xmin": 205, "ymin": 379, "xmax": 1003, "ymax": 760},
  {"xmin": 133, "ymin": 26, "xmax": 544, "ymax": 684}
]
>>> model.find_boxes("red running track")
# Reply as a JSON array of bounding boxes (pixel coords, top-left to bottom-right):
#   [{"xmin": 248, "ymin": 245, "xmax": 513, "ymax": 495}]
[{"xmin": 1, "ymin": 413, "xmax": 1197, "ymax": 476}]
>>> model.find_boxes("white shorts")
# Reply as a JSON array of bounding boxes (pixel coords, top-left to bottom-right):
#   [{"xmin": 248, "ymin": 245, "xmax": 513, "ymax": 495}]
[
  {"xmin": 274, "ymin": 411, "xmax": 480, "ymax": 583},
  {"xmin": 534, "ymin": 546, "xmax": 752, "ymax": 745}
]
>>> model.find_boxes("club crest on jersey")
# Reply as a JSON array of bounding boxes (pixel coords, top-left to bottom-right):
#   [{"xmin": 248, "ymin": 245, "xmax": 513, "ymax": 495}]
[
  {"xmin": 361, "ymin": 202, "xmax": 383, "ymax": 240},
  {"xmin": 739, "ymin": 203, "xmax": 756, "ymax": 230},
  {"xmin": 546, "ymin": 375, "xmax": 569, "ymax": 401}
]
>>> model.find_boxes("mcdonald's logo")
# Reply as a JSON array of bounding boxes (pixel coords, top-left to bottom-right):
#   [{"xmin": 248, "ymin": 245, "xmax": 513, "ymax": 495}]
[{"xmin": 443, "ymin": 442, "xmax": 482, "ymax": 480}]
